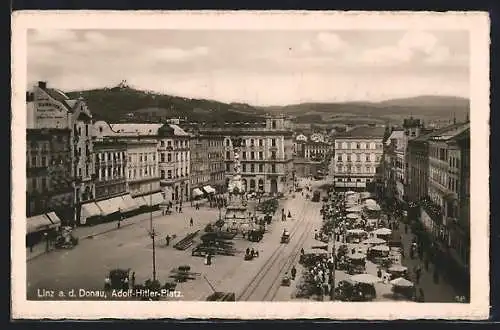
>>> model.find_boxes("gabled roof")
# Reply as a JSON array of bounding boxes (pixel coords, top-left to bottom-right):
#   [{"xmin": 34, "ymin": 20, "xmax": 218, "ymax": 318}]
[
  {"xmin": 412, "ymin": 122, "xmax": 469, "ymax": 143},
  {"xmin": 385, "ymin": 130, "xmax": 405, "ymax": 145},
  {"xmin": 110, "ymin": 123, "xmax": 162, "ymax": 136},
  {"xmin": 335, "ymin": 126, "xmax": 386, "ymax": 139},
  {"xmin": 43, "ymin": 88, "xmax": 72, "ymax": 110}
]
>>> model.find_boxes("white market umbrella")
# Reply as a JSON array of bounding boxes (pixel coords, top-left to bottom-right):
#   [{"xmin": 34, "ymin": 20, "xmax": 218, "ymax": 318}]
[
  {"xmin": 373, "ymin": 228, "xmax": 392, "ymax": 236},
  {"xmin": 390, "ymin": 277, "xmax": 414, "ymax": 288},
  {"xmin": 347, "ymin": 229, "xmax": 366, "ymax": 235},
  {"xmin": 371, "ymin": 245, "xmax": 390, "ymax": 252},
  {"xmin": 346, "ymin": 190, "xmax": 357, "ymax": 195},
  {"xmin": 388, "ymin": 265, "xmax": 408, "ymax": 273},
  {"xmin": 350, "ymin": 273, "xmax": 381, "ymax": 284},
  {"xmin": 346, "ymin": 213, "xmax": 360, "ymax": 220},
  {"xmin": 361, "ymin": 237, "xmax": 386, "ymax": 245},
  {"xmin": 366, "ymin": 204, "xmax": 381, "ymax": 211},
  {"xmin": 364, "ymin": 199, "xmax": 378, "ymax": 206}
]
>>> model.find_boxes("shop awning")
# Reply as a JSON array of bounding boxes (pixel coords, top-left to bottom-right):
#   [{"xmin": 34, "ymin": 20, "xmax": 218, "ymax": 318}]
[
  {"xmin": 96, "ymin": 199, "xmax": 119, "ymax": 216},
  {"xmin": 151, "ymin": 192, "xmax": 164, "ymax": 205},
  {"xmin": 133, "ymin": 196, "xmax": 147, "ymax": 208},
  {"xmin": 192, "ymin": 188, "xmax": 204, "ymax": 197},
  {"xmin": 203, "ymin": 185, "xmax": 216, "ymax": 194},
  {"xmin": 81, "ymin": 202, "xmax": 102, "ymax": 220},
  {"xmin": 26, "ymin": 214, "xmax": 53, "ymax": 234},
  {"xmin": 46, "ymin": 212, "xmax": 62, "ymax": 227},
  {"xmin": 120, "ymin": 194, "xmax": 139, "ymax": 212}
]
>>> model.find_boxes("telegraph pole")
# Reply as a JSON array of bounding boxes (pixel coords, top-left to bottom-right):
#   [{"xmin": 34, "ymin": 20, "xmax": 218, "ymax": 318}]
[{"xmin": 150, "ymin": 182, "xmax": 156, "ymax": 282}]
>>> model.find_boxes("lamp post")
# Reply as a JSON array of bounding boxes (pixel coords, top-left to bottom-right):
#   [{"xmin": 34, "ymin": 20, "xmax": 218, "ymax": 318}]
[
  {"xmin": 150, "ymin": 182, "xmax": 157, "ymax": 282},
  {"xmin": 72, "ymin": 133, "xmax": 80, "ymax": 228}
]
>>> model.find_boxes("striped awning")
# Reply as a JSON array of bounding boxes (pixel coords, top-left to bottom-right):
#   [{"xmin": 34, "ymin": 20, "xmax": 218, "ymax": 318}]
[
  {"xmin": 96, "ymin": 198, "xmax": 119, "ymax": 216},
  {"xmin": 203, "ymin": 185, "xmax": 216, "ymax": 194},
  {"xmin": 120, "ymin": 194, "xmax": 139, "ymax": 212},
  {"xmin": 80, "ymin": 202, "xmax": 102, "ymax": 224},
  {"xmin": 133, "ymin": 196, "xmax": 148, "ymax": 208},
  {"xmin": 192, "ymin": 188, "xmax": 204, "ymax": 197},
  {"xmin": 143, "ymin": 193, "xmax": 164, "ymax": 206},
  {"xmin": 27, "ymin": 214, "xmax": 53, "ymax": 234},
  {"xmin": 46, "ymin": 212, "xmax": 62, "ymax": 226}
]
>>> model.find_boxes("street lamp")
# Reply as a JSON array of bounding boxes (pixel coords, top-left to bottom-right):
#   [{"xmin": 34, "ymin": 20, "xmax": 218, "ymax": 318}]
[{"xmin": 150, "ymin": 182, "xmax": 157, "ymax": 282}]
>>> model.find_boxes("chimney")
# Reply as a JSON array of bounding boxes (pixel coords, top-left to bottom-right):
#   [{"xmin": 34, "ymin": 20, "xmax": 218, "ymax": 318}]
[{"xmin": 38, "ymin": 81, "xmax": 47, "ymax": 89}]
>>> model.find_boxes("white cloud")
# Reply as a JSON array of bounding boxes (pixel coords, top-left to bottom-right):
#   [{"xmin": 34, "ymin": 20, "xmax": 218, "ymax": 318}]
[
  {"xmin": 30, "ymin": 29, "xmax": 78, "ymax": 43},
  {"xmin": 314, "ymin": 32, "xmax": 347, "ymax": 53},
  {"xmin": 149, "ymin": 46, "xmax": 209, "ymax": 62}
]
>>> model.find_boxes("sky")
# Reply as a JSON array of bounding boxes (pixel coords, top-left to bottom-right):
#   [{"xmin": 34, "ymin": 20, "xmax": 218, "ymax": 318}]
[{"xmin": 27, "ymin": 29, "xmax": 470, "ymax": 106}]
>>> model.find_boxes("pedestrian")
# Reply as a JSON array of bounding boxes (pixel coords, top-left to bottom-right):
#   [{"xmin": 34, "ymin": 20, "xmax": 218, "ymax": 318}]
[
  {"xmin": 179, "ymin": 206, "xmax": 182, "ymax": 213},
  {"xmin": 291, "ymin": 265, "xmax": 297, "ymax": 280},
  {"xmin": 190, "ymin": 218, "xmax": 194, "ymax": 226},
  {"xmin": 377, "ymin": 267, "xmax": 382, "ymax": 278},
  {"xmin": 166, "ymin": 235, "xmax": 171, "ymax": 246},
  {"xmin": 131, "ymin": 272, "xmax": 136, "ymax": 287},
  {"xmin": 176, "ymin": 206, "xmax": 179, "ymax": 212}
]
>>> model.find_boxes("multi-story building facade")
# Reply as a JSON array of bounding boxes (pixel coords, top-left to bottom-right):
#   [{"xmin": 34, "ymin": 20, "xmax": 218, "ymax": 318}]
[
  {"xmin": 332, "ymin": 126, "xmax": 385, "ymax": 191},
  {"xmin": 93, "ymin": 121, "xmax": 163, "ymax": 214},
  {"xmin": 189, "ymin": 131, "xmax": 225, "ymax": 198},
  {"xmin": 157, "ymin": 122, "xmax": 191, "ymax": 203},
  {"xmin": 202, "ymin": 115, "xmax": 294, "ymax": 194},
  {"xmin": 294, "ymin": 137, "xmax": 333, "ymax": 179},
  {"xmin": 383, "ymin": 118, "xmax": 424, "ymax": 205},
  {"xmin": 406, "ymin": 133, "xmax": 433, "ymax": 204},
  {"xmin": 93, "ymin": 138, "xmax": 127, "ymax": 200},
  {"xmin": 26, "ymin": 128, "xmax": 73, "ymax": 222},
  {"xmin": 27, "ymin": 81, "xmax": 95, "ymax": 226}
]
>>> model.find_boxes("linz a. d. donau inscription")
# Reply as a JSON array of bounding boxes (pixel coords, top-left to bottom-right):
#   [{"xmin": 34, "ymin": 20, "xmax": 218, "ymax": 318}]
[{"xmin": 25, "ymin": 28, "xmax": 470, "ymax": 304}]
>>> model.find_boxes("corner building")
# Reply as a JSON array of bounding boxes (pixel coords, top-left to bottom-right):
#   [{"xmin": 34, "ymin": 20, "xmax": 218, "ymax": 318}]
[
  {"xmin": 333, "ymin": 126, "xmax": 385, "ymax": 191},
  {"xmin": 201, "ymin": 115, "xmax": 294, "ymax": 194}
]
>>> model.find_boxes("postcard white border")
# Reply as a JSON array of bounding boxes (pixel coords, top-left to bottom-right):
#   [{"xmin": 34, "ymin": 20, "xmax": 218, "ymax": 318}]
[{"xmin": 11, "ymin": 10, "xmax": 490, "ymax": 320}]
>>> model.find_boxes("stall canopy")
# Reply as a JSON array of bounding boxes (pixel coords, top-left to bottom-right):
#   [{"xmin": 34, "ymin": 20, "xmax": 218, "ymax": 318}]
[
  {"xmin": 203, "ymin": 185, "xmax": 216, "ymax": 194},
  {"xmin": 151, "ymin": 192, "xmax": 164, "ymax": 205},
  {"xmin": 346, "ymin": 213, "xmax": 360, "ymax": 220},
  {"xmin": 346, "ymin": 205, "xmax": 363, "ymax": 213},
  {"xmin": 96, "ymin": 198, "xmax": 119, "ymax": 216},
  {"xmin": 192, "ymin": 188, "xmax": 204, "ymax": 198},
  {"xmin": 46, "ymin": 212, "xmax": 62, "ymax": 228},
  {"xmin": 390, "ymin": 277, "xmax": 414, "ymax": 287},
  {"xmin": 120, "ymin": 194, "xmax": 139, "ymax": 213},
  {"xmin": 388, "ymin": 265, "xmax": 408, "ymax": 273},
  {"xmin": 349, "ymin": 253, "xmax": 366, "ymax": 260},
  {"xmin": 364, "ymin": 199, "xmax": 378, "ymax": 206},
  {"xmin": 350, "ymin": 273, "xmax": 381, "ymax": 284},
  {"xmin": 109, "ymin": 196, "xmax": 125, "ymax": 213},
  {"xmin": 80, "ymin": 202, "xmax": 102, "ymax": 224},
  {"xmin": 371, "ymin": 245, "xmax": 390, "ymax": 252},
  {"xmin": 26, "ymin": 214, "xmax": 53, "ymax": 234},
  {"xmin": 361, "ymin": 237, "xmax": 386, "ymax": 245},
  {"xmin": 365, "ymin": 204, "xmax": 381, "ymax": 211},
  {"xmin": 373, "ymin": 228, "xmax": 392, "ymax": 236},
  {"xmin": 346, "ymin": 229, "xmax": 366, "ymax": 235},
  {"xmin": 133, "ymin": 196, "xmax": 147, "ymax": 208}
]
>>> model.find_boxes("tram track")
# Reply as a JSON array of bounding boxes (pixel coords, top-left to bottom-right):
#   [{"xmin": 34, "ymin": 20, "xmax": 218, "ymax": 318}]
[{"xmin": 237, "ymin": 199, "xmax": 312, "ymax": 301}]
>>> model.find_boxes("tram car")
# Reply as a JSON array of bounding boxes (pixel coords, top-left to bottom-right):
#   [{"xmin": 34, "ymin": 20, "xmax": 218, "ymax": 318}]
[{"xmin": 281, "ymin": 230, "xmax": 290, "ymax": 243}]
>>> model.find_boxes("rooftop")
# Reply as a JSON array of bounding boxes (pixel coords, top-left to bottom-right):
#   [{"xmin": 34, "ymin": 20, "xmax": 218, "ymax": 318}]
[
  {"xmin": 412, "ymin": 122, "xmax": 469, "ymax": 143},
  {"xmin": 110, "ymin": 123, "xmax": 163, "ymax": 136},
  {"xmin": 385, "ymin": 130, "xmax": 405, "ymax": 145},
  {"xmin": 335, "ymin": 126, "xmax": 386, "ymax": 139}
]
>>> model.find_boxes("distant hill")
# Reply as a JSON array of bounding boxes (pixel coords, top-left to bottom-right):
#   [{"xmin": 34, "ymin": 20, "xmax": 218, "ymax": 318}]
[
  {"xmin": 65, "ymin": 85, "xmax": 266, "ymax": 123},
  {"xmin": 259, "ymin": 95, "xmax": 470, "ymax": 124},
  {"xmin": 65, "ymin": 84, "xmax": 469, "ymax": 125}
]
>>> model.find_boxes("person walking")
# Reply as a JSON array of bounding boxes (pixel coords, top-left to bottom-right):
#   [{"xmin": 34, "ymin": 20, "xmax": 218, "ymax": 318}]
[
  {"xmin": 190, "ymin": 218, "xmax": 194, "ymax": 227},
  {"xmin": 166, "ymin": 235, "xmax": 171, "ymax": 247}
]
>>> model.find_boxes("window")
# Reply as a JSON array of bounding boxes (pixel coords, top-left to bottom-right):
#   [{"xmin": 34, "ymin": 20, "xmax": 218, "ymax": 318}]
[
  {"xmin": 85, "ymin": 125, "xmax": 89, "ymax": 136},
  {"xmin": 250, "ymin": 164, "xmax": 255, "ymax": 173},
  {"xmin": 271, "ymin": 139, "xmax": 276, "ymax": 147},
  {"xmin": 167, "ymin": 141, "xmax": 172, "ymax": 148},
  {"xmin": 161, "ymin": 170, "xmax": 165, "ymax": 179},
  {"xmin": 272, "ymin": 120, "xmax": 277, "ymax": 129},
  {"xmin": 242, "ymin": 152, "xmax": 247, "ymax": 160},
  {"xmin": 226, "ymin": 139, "xmax": 230, "ymax": 147},
  {"xmin": 41, "ymin": 156, "xmax": 47, "ymax": 166},
  {"xmin": 337, "ymin": 166, "xmax": 342, "ymax": 172},
  {"xmin": 271, "ymin": 164, "xmax": 276, "ymax": 173},
  {"xmin": 259, "ymin": 151, "xmax": 263, "ymax": 159},
  {"xmin": 226, "ymin": 163, "xmax": 230, "ymax": 171},
  {"xmin": 145, "ymin": 154, "xmax": 148, "ymax": 162},
  {"xmin": 243, "ymin": 164, "xmax": 247, "ymax": 172},
  {"xmin": 259, "ymin": 164, "xmax": 264, "ymax": 172},
  {"xmin": 250, "ymin": 139, "xmax": 254, "ymax": 146},
  {"xmin": 271, "ymin": 151, "xmax": 276, "ymax": 159},
  {"xmin": 153, "ymin": 154, "xmax": 156, "ymax": 161},
  {"xmin": 185, "ymin": 167, "xmax": 188, "ymax": 175},
  {"xmin": 337, "ymin": 155, "xmax": 342, "ymax": 162},
  {"xmin": 259, "ymin": 139, "xmax": 264, "ymax": 146},
  {"xmin": 356, "ymin": 143, "xmax": 360, "ymax": 149},
  {"xmin": 251, "ymin": 152, "xmax": 255, "ymax": 160},
  {"xmin": 167, "ymin": 170, "xmax": 172, "ymax": 179},
  {"xmin": 347, "ymin": 155, "xmax": 351, "ymax": 162},
  {"xmin": 78, "ymin": 126, "xmax": 82, "ymax": 136},
  {"xmin": 226, "ymin": 151, "xmax": 231, "ymax": 159},
  {"xmin": 78, "ymin": 168, "xmax": 82, "ymax": 177},
  {"xmin": 365, "ymin": 154, "xmax": 370, "ymax": 162},
  {"xmin": 167, "ymin": 153, "xmax": 172, "ymax": 162},
  {"xmin": 160, "ymin": 141, "xmax": 165, "ymax": 147}
]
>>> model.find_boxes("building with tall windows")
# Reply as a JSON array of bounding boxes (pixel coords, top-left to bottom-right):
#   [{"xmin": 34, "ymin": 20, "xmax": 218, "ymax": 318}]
[
  {"xmin": 332, "ymin": 126, "xmax": 385, "ymax": 191},
  {"xmin": 157, "ymin": 120, "xmax": 191, "ymax": 204},
  {"xmin": 92, "ymin": 121, "xmax": 163, "ymax": 214},
  {"xmin": 201, "ymin": 114, "xmax": 294, "ymax": 194},
  {"xmin": 27, "ymin": 81, "xmax": 95, "ymax": 226},
  {"xmin": 188, "ymin": 130, "xmax": 225, "ymax": 198}
]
